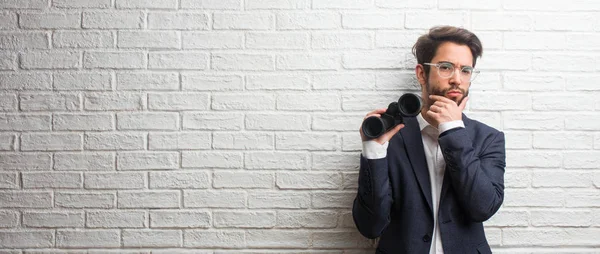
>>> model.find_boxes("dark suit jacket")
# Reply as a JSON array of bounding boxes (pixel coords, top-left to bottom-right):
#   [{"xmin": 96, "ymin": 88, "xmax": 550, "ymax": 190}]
[{"xmin": 353, "ymin": 114, "xmax": 506, "ymax": 254}]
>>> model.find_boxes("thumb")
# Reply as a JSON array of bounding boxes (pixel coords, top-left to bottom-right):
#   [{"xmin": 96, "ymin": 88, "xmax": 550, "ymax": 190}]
[
  {"xmin": 376, "ymin": 124, "xmax": 405, "ymax": 145},
  {"xmin": 458, "ymin": 96, "xmax": 469, "ymax": 111}
]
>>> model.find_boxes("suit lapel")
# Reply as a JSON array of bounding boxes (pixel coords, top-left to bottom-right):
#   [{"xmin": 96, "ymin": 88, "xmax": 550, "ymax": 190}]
[{"xmin": 400, "ymin": 117, "xmax": 433, "ymax": 216}]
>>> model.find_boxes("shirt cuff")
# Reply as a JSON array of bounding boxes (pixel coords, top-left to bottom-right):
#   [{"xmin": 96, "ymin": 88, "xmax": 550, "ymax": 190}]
[
  {"xmin": 439, "ymin": 120, "xmax": 465, "ymax": 134},
  {"xmin": 361, "ymin": 140, "xmax": 388, "ymax": 159}
]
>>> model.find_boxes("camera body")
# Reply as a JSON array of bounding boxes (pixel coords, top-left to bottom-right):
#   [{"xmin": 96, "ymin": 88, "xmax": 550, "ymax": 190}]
[{"xmin": 361, "ymin": 93, "xmax": 423, "ymax": 140}]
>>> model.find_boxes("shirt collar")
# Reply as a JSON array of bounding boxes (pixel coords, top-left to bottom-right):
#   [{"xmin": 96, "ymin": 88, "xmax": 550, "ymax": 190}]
[
  {"xmin": 416, "ymin": 113, "xmax": 432, "ymax": 132},
  {"xmin": 417, "ymin": 113, "xmax": 441, "ymax": 138}
]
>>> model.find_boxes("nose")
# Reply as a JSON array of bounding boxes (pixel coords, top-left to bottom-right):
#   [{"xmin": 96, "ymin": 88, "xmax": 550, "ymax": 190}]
[{"xmin": 449, "ymin": 68, "xmax": 462, "ymax": 86}]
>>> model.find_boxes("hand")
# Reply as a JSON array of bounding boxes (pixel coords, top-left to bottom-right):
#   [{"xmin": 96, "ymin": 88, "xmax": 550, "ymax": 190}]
[
  {"xmin": 426, "ymin": 95, "xmax": 468, "ymax": 128},
  {"xmin": 360, "ymin": 108, "xmax": 405, "ymax": 145}
]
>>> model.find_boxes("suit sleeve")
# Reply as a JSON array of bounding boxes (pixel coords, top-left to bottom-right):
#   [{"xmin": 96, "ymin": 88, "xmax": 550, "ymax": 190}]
[
  {"xmin": 352, "ymin": 154, "xmax": 393, "ymax": 239},
  {"xmin": 438, "ymin": 128, "xmax": 506, "ymax": 222}
]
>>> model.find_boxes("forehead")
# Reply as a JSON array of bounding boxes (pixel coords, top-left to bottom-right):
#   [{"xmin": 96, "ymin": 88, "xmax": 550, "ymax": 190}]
[{"xmin": 431, "ymin": 41, "xmax": 473, "ymax": 67}]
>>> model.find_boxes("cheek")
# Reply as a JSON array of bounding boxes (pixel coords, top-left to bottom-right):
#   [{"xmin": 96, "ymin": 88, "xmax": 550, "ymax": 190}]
[
  {"xmin": 426, "ymin": 73, "xmax": 441, "ymax": 86},
  {"xmin": 431, "ymin": 79, "xmax": 449, "ymax": 92},
  {"xmin": 462, "ymin": 83, "xmax": 471, "ymax": 91}
]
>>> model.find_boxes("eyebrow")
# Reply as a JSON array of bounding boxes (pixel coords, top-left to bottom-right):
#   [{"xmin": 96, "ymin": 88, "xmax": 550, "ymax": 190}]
[{"xmin": 438, "ymin": 60, "xmax": 473, "ymax": 69}]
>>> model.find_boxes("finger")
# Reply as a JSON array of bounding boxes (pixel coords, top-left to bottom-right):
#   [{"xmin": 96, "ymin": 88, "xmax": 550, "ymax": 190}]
[
  {"xmin": 426, "ymin": 110, "xmax": 439, "ymax": 117},
  {"xmin": 433, "ymin": 101, "xmax": 447, "ymax": 108},
  {"xmin": 429, "ymin": 95, "xmax": 455, "ymax": 104},
  {"xmin": 377, "ymin": 124, "xmax": 405, "ymax": 144},
  {"xmin": 458, "ymin": 96, "xmax": 469, "ymax": 111},
  {"xmin": 363, "ymin": 113, "xmax": 381, "ymax": 120},
  {"xmin": 429, "ymin": 105, "xmax": 441, "ymax": 112},
  {"xmin": 366, "ymin": 108, "xmax": 387, "ymax": 116}
]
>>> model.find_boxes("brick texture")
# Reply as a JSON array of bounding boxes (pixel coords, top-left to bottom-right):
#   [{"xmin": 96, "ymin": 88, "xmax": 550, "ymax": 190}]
[{"xmin": 0, "ymin": 1, "xmax": 598, "ymax": 253}]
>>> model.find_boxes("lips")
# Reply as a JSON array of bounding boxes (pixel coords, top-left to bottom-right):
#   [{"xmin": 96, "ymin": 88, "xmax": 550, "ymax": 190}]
[{"xmin": 446, "ymin": 90, "xmax": 462, "ymax": 96}]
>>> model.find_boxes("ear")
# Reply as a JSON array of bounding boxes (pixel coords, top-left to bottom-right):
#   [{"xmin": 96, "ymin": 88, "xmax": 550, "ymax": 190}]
[{"xmin": 415, "ymin": 64, "xmax": 427, "ymax": 88}]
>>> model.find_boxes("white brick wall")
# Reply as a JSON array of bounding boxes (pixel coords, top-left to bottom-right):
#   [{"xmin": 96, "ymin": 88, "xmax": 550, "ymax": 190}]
[{"xmin": 0, "ymin": 0, "xmax": 599, "ymax": 252}]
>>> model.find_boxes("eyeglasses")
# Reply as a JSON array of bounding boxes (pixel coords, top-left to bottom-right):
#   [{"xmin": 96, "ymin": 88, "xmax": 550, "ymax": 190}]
[{"xmin": 423, "ymin": 62, "xmax": 480, "ymax": 82}]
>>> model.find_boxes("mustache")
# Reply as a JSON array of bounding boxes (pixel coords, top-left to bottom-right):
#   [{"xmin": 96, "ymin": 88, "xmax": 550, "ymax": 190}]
[
  {"xmin": 426, "ymin": 83, "xmax": 469, "ymax": 105},
  {"xmin": 431, "ymin": 86, "xmax": 466, "ymax": 96}
]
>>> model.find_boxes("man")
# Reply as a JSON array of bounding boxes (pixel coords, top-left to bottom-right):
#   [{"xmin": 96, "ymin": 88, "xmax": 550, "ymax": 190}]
[{"xmin": 352, "ymin": 26, "xmax": 505, "ymax": 254}]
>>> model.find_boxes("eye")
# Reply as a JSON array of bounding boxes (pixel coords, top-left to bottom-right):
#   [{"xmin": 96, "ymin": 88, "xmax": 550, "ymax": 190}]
[
  {"xmin": 461, "ymin": 68, "xmax": 473, "ymax": 74},
  {"xmin": 438, "ymin": 63, "xmax": 453, "ymax": 71}
]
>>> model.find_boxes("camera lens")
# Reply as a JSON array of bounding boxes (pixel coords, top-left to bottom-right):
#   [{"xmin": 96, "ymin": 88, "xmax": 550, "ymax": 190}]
[
  {"xmin": 362, "ymin": 116, "xmax": 385, "ymax": 139},
  {"xmin": 398, "ymin": 93, "xmax": 422, "ymax": 117}
]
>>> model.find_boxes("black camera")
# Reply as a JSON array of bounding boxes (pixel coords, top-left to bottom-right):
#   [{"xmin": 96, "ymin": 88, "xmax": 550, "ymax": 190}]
[{"xmin": 361, "ymin": 93, "xmax": 422, "ymax": 140}]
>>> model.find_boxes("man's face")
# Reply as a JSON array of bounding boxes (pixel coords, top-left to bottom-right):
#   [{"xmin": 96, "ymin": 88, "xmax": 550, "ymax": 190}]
[{"xmin": 417, "ymin": 42, "xmax": 473, "ymax": 108}]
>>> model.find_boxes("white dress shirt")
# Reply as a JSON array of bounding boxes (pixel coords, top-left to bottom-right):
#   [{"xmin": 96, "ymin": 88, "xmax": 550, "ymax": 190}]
[{"xmin": 361, "ymin": 114, "xmax": 464, "ymax": 254}]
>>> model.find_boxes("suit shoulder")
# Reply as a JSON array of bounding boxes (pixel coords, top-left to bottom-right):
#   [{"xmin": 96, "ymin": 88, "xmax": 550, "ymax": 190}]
[
  {"xmin": 465, "ymin": 117, "xmax": 502, "ymax": 136},
  {"xmin": 465, "ymin": 118, "xmax": 501, "ymax": 133}
]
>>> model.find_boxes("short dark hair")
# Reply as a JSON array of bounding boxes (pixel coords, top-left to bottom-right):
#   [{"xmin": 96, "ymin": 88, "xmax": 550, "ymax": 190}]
[{"xmin": 412, "ymin": 26, "xmax": 483, "ymax": 76}]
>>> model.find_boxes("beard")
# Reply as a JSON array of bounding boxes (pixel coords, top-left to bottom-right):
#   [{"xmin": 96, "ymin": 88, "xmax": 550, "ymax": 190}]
[{"xmin": 425, "ymin": 81, "xmax": 469, "ymax": 107}]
